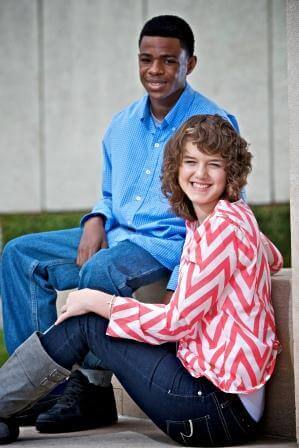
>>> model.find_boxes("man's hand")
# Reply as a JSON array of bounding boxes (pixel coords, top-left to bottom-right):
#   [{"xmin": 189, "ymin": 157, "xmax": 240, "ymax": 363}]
[
  {"xmin": 76, "ymin": 216, "xmax": 108, "ymax": 266},
  {"xmin": 161, "ymin": 290, "xmax": 174, "ymax": 304}
]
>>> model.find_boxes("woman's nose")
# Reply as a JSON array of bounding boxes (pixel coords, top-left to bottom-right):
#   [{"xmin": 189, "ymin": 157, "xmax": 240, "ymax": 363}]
[{"xmin": 195, "ymin": 164, "xmax": 208, "ymax": 178}]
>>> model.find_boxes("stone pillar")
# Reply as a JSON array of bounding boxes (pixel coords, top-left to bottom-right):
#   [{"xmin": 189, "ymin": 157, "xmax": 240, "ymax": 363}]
[{"xmin": 287, "ymin": 0, "xmax": 299, "ymax": 442}]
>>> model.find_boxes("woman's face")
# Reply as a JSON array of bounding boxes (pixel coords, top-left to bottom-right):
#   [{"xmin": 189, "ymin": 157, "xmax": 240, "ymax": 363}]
[{"xmin": 178, "ymin": 141, "xmax": 227, "ymax": 222}]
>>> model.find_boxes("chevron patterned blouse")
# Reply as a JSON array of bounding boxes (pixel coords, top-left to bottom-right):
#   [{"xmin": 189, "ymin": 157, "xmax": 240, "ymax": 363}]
[{"xmin": 106, "ymin": 199, "xmax": 283, "ymax": 394}]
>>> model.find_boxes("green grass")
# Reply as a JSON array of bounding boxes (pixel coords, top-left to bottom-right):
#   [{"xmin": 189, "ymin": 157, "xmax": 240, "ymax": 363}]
[
  {"xmin": 0, "ymin": 211, "xmax": 85, "ymax": 245},
  {"xmin": 251, "ymin": 203, "xmax": 291, "ymax": 268},
  {"xmin": 0, "ymin": 329, "xmax": 8, "ymax": 367},
  {"xmin": 0, "ymin": 203, "xmax": 291, "ymax": 267}
]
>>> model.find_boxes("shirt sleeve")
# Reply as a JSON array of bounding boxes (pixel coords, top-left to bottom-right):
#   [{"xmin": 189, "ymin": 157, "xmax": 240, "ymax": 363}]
[
  {"xmin": 260, "ymin": 232, "xmax": 283, "ymax": 273},
  {"xmin": 80, "ymin": 137, "xmax": 117, "ymax": 230},
  {"xmin": 106, "ymin": 217, "xmax": 239, "ymax": 344},
  {"xmin": 166, "ymin": 265, "xmax": 179, "ymax": 291}
]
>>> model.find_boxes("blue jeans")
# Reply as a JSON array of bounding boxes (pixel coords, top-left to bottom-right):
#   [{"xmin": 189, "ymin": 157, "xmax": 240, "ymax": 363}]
[
  {"xmin": 0, "ymin": 228, "xmax": 169, "ymax": 355},
  {"xmin": 40, "ymin": 314, "xmax": 260, "ymax": 447}
]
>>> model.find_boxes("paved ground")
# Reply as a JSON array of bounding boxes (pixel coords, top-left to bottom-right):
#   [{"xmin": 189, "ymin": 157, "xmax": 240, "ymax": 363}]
[{"xmin": 13, "ymin": 417, "xmax": 297, "ymax": 447}]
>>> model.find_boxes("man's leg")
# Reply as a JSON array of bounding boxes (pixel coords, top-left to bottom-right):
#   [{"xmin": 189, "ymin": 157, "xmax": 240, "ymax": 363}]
[
  {"xmin": 0, "ymin": 228, "xmax": 82, "ymax": 354},
  {"xmin": 36, "ymin": 240, "xmax": 170, "ymax": 432},
  {"xmin": 0, "ymin": 228, "xmax": 82, "ymax": 426}
]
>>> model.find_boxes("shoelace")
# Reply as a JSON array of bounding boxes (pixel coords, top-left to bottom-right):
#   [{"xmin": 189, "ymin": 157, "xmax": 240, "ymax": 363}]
[{"xmin": 55, "ymin": 372, "xmax": 88, "ymax": 408}]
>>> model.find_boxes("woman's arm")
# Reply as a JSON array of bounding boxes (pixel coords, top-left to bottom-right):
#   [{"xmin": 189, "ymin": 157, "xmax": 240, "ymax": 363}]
[
  {"xmin": 260, "ymin": 232, "xmax": 283, "ymax": 273},
  {"xmin": 106, "ymin": 217, "xmax": 239, "ymax": 344}
]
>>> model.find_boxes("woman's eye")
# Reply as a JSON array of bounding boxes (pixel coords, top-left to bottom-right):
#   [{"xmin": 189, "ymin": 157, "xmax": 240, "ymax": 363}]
[{"xmin": 184, "ymin": 160, "xmax": 196, "ymax": 165}]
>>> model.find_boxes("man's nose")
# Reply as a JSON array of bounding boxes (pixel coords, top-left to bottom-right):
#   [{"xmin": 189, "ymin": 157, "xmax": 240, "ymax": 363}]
[{"xmin": 148, "ymin": 59, "xmax": 164, "ymax": 75}]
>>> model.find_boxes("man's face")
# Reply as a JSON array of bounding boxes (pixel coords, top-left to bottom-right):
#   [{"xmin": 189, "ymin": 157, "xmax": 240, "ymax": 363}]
[{"xmin": 139, "ymin": 36, "xmax": 196, "ymax": 105}]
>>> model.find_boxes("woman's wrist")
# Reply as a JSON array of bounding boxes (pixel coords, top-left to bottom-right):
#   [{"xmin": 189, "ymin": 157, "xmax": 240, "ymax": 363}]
[{"xmin": 85, "ymin": 289, "xmax": 117, "ymax": 319}]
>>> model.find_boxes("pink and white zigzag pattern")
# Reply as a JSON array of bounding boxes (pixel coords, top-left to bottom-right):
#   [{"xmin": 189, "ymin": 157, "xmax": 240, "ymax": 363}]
[{"xmin": 106, "ymin": 200, "xmax": 283, "ymax": 394}]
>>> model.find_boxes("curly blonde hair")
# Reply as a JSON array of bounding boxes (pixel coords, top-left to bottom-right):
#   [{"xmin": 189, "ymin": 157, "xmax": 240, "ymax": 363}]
[{"xmin": 161, "ymin": 114, "xmax": 252, "ymax": 221}]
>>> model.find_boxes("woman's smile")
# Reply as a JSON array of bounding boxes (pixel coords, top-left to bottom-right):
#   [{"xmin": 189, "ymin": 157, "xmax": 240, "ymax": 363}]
[{"xmin": 178, "ymin": 141, "xmax": 227, "ymax": 222}]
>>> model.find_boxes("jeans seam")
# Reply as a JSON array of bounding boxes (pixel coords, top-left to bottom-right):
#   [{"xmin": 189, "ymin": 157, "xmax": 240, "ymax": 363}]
[
  {"xmin": 212, "ymin": 392, "xmax": 232, "ymax": 442},
  {"xmin": 28, "ymin": 259, "xmax": 77, "ymax": 331},
  {"xmin": 118, "ymin": 265, "xmax": 165, "ymax": 291},
  {"xmin": 29, "ymin": 260, "xmax": 39, "ymax": 331}
]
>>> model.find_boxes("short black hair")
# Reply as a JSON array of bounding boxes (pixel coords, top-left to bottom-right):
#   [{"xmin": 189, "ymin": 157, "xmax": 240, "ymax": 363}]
[{"xmin": 139, "ymin": 15, "xmax": 195, "ymax": 57}]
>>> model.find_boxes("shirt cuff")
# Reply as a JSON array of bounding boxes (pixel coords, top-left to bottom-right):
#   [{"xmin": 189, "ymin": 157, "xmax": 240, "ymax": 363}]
[
  {"xmin": 166, "ymin": 265, "xmax": 179, "ymax": 291},
  {"xmin": 106, "ymin": 296, "xmax": 133, "ymax": 338},
  {"xmin": 80, "ymin": 212, "xmax": 107, "ymax": 228}
]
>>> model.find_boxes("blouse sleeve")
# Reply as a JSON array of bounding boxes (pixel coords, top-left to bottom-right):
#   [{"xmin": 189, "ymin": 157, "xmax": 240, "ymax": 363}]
[
  {"xmin": 106, "ymin": 216, "xmax": 239, "ymax": 344},
  {"xmin": 260, "ymin": 232, "xmax": 283, "ymax": 273}
]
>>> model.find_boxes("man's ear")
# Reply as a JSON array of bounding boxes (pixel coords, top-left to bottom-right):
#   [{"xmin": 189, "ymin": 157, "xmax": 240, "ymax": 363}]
[{"xmin": 186, "ymin": 55, "xmax": 197, "ymax": 75}]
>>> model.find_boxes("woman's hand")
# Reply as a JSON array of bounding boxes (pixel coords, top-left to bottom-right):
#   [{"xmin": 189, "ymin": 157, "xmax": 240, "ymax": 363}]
[{"xmin": 55, "ymin": 288, "xmax": 113, "ymax": 325}]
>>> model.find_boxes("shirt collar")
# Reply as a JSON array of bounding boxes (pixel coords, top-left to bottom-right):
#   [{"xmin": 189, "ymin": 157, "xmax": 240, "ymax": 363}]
[
  {"xmin": 138, "ymin": 83, "xmax": 196, "ymax": 129},
  {"xmin": 186, "ymin": 199, "xmax": 247, "ymax": 233}
]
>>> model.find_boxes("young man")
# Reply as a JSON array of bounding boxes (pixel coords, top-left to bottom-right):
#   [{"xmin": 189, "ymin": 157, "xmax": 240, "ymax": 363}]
[{"xmin": 0, "ymin": 15, "xmax": 239, "ymax": 433}]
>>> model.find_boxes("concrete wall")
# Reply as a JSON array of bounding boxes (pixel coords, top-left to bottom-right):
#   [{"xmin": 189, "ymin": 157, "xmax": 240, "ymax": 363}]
[
  {"xmin": 287, "ymin": 0, "xmax": 299, "ymax": 440},
  {"xmin": 0, "ymin": 0, "xmax": 288, "ymax": 213}
]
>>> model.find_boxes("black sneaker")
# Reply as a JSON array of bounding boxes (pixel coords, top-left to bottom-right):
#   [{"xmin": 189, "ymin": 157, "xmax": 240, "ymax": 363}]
[
  {"xmin": 35, "ymin": 370, "xmax": 118, "ymax": 433},
  {"xmin": 15, "ymin": 382, "xmax": 66, "ymax": 426},
  {"xmin": 0, "ymin": 418, "xmax": 19, "ymax": 444}
]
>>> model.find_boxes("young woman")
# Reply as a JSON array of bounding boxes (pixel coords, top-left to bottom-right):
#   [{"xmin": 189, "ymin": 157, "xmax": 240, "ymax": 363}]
[{"xmin": 0, "ymin": 115, "xmax": 282, "ymax": 446}]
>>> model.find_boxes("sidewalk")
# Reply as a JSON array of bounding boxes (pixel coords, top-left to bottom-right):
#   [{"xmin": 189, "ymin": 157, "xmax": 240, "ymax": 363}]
[{"xmin": 16, "ymin": 417, "xmax": 296, "ymax": 447}]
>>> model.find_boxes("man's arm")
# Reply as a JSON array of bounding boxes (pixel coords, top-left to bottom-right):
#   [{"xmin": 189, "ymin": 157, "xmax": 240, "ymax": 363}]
[{"xmin": 77, "ymin": 135, "xmax": 115, "ymax": 266}]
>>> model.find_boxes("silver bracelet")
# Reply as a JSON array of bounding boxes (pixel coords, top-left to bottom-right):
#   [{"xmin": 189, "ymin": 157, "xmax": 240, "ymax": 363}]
[{"xmin": 108, "ymin": 294, "xmax": 116, "ymax": 318}]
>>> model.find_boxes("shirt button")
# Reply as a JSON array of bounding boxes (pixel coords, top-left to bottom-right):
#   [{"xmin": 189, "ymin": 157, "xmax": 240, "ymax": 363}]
[
  {"xmin": 135, "ymin": 195, "xmax": 141, "ymax": 201},
  {"xmin": 145, "ymin": 169, "xmax": 151, "ymax": 175},
  {"xmin": 172, "ymin": 127, "xmax": 176, "ymax": 131},
  {"xmin": 197, "ymin": 390, "xmax": 202, "ymax": 396},
  {"xmin": 154, "ymin": 143, "xmax": 160, "ymax": 148},
  {"xmin": 127, "ymin": 220, "xmax": 132, "ymax": 225}
]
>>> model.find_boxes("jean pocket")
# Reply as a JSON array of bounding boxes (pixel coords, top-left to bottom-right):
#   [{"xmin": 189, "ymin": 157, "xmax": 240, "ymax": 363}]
[
  {"xmin": 166, "ymin": 415, "xmax": 214, "ymax": 447},
  {"xmin": 167, "ymin": 366, "xmax": 205, "ymax": 398},
  {"xmin": 220, "ymin": 397, "xmax": 258, "ymax": 442}
]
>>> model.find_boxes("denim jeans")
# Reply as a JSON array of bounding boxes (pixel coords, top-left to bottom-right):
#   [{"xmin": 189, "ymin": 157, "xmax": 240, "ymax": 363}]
[
  {"xmin": 0, "ymin": 228, "xmax": 169, "ymax": 355},
  {"xmin": 40, "ymin": 314, "xmax": 260, "ymax": 447}
]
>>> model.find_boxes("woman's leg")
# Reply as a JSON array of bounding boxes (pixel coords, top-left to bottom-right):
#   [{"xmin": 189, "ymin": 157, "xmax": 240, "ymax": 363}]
[{"xmin": 40, "ymin": 314, "xmax": 260, "ymax": 446}]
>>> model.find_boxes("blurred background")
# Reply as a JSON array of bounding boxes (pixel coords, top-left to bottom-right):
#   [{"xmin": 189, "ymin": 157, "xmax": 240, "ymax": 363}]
[{"xmin": 0, "ymin": 0, "xmax": 290, "ymax": 259}]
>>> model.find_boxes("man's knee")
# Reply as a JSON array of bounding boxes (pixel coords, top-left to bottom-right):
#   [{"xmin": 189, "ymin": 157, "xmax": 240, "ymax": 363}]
[
  {"xmin": 2, "ymin": 234, "xmax": 33, "ymax": 263},
  {"xmin": 79, "ymin": 249, "xmax": 120, "ymax": 292}
]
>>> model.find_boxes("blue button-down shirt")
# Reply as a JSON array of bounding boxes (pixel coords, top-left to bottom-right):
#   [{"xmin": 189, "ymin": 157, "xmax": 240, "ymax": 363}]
[{"xmin": 82, "ymin": 83, "xmax": 239, "ymax": 290}]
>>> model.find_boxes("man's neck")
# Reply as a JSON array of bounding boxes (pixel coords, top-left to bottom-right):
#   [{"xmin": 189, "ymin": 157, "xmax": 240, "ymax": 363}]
[{"xmin": 150, "ymin": 87, "xmax": 185, "ymax": 121}]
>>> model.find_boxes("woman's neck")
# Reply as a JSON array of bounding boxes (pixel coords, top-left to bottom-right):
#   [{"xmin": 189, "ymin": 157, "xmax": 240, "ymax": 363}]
[{"xmin": 194, "ymin": 200, "xmax": 219, "ymax": 224}]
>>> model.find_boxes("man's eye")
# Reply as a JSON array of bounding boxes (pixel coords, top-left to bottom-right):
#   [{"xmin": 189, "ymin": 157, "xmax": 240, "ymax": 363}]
[
  {"xmin": 139, "ymin": 57, "xmax": 151, "ymax": 63},
  {"xmin": 165, "ymin": 58, "xmax": 176, "ymax": 64},
  {"xmin": 209, "ymin": 163, "xmax": 222, "ymax": 167}
]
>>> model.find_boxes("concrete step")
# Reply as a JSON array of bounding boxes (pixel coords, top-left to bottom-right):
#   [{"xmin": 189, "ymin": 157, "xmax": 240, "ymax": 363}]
[{"xmin": 18, "ymin": 417, "xmax": 296, "ymax": 447}]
